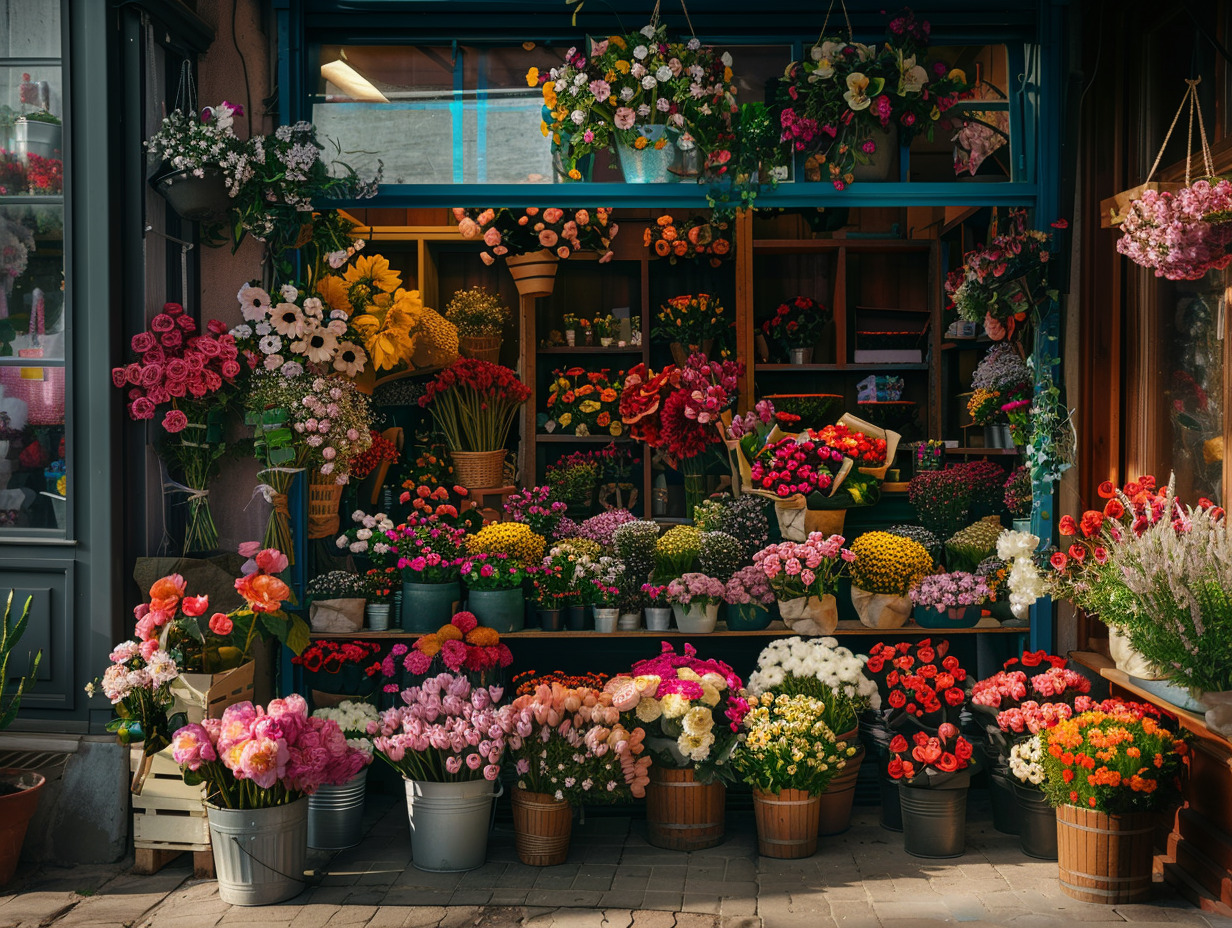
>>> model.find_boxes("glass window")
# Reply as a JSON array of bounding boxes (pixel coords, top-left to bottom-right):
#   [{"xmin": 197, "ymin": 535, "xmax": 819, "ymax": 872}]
[{"xmin": 0, "ymin": 8, "xmax": 67, "ymax": 535}]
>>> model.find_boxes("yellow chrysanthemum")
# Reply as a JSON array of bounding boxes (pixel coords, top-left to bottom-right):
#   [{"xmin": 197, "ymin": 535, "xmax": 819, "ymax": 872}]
[
  {"xmin": 848, "ymin": 531, "xmax": 933, "ymax": 596},
  {"xmin": 467, "ymin": 522, "xmax": 546, "ymax": 567},
  {"xmin": 410, "ymin": 304, "xmax": 459, "ymax": 370},
  {"xmin": 417, "ymin": 633, "xmax": 443, "ymax": 657}
]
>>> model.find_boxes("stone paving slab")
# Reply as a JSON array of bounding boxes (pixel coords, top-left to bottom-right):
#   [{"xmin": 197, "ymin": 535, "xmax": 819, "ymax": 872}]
[{"xmin": 2, "ymin": 793, "xmax": 1231, "ymax": 928}]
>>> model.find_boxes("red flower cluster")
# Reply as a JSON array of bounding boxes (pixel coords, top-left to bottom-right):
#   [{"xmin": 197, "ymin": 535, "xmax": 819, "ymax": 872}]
[
  {"xmin": 887, "ymin": 722, "xmax": 975, "ymax": 780},
  {"xmin": 24, "ymin": 153, "xmax": 62, "ymax": 194},
  {"xmin": 1003, "ymin": 649, "xmax": 1068, "ymax": 674},
  {"xmin": 810, "ymin": 423, "xmax": 888, "ymax": 466},
  {"xmin": 352, "ymin": 430, "xmax": 401, "ymax": 479},
  {"xmin": 292, "ymin": 639, "xmax": 383, "ymax": 675},
  {"xmin": 619, "ymin": 363, "xmax": 677, "ymax": 445},
  {"xmin": 749, "ymin": 434, "xmax": 843, "ymax": 497},
  {"xmin": 867, "ymin": 639, "xmax": 968, "ymax": 722},
  {"xmin": 620, "ymin": 355, "xmax": 743, "ymax": 463},
  {"xmin": 971, "ymin": 670, "xmax": 1028, "ymax": 708},
  {"xmin": 110, "ymin": 303, "xmax": 240, "ymax": 431},
  {"xmin": 418, "ymin": 357, "xmax": 531, "ymax": 407}
]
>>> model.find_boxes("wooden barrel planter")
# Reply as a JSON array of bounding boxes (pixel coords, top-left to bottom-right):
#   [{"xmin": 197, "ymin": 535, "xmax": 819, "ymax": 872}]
[
  {"xmin": 753, "ymin": 789, "xmax": 822, "ymax": 859},
  {"xmin": 1056, "ymin": 804, "xmax": 1155, "ymax": 904},
  {"xmin": 818, "ymin": 742, "xmax": 865, "ymax": 836},
  {"xmin": 511, "ymin": 789, "xmax": 572, "ymax": 866},
  {"xmin": 645, "ymin": 766, "xmax": 725, "ymax": 851}
]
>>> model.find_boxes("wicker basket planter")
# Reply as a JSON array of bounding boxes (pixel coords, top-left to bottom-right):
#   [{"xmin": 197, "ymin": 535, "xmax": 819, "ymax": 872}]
[
  {"xmin": 459, "ymin": 335, "xmax": 502, "ymax": 364},
  {"xmin": 307, "ymin": 478, "xmax": 344, "ymax": 539},
  {"xmin": 451, "ymin": 449, "xmax": 506, "ymax": 490}
]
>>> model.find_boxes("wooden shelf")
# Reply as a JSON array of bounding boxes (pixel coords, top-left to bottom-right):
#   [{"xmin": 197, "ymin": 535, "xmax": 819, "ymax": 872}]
[
  {"xmin": 755, "ymin": 363, "xmax": 930, "ymax": 372},
  {"xmin": 309, "ymin": 620, "xmax": 1029, "ymax": 640},
  {"xmin": 947, "ymin": 447, "xmax": 1022, "ymax": 456},
  {"xmin": 538, "ymin": 346, "xmax": 642, "ymax": 354},
  {"xmin": 535, "ymin": 433, "xmax": 636, "ymax": 443},
  {"xmin": 752, "ymin": 238, "xmax": 934, "ymax": 255}
]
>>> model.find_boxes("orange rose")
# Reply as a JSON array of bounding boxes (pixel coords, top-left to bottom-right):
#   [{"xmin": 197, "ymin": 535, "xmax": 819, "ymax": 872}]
[
  {"xmin": 597, "ymin": 412, "xmax": 611, "ymax": 427},
  {"xmin": 712, "ymin": 238, "xmax": 730, "ymax": 255},
  {"xmin": 656, "ymin": 215, "xmax": 673, "ymax": 227},
  {"xmin": 661, "ymin": 226, "xmax": 678, "ymax": 242},
  {"xmin": 149, "ymin": 575, "xmax": 187, "ymax": 614},
  {"xmin": 654, "ymin": 240, "xmax": 670, "ymax": 256},
  {"xmin": 672, "ymin": 240, "xmax": 688, "ymax": 256},
  {"xmin": 234, "ymin": 573, "xmax": 290, "ymax": 613}
]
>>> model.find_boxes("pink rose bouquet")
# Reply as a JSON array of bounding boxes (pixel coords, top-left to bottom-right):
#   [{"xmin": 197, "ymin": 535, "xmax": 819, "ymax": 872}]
[
  {"xmin": 369, "ymin": 672, "xmax": 507, "ymax": 783},
  {"xmin": 753, "ymin": 533, "xmax": 853, "ymax": 601},
  {"xmin": 496, "ymin": 679, "xmax": 652, "ymax": 803},
  {"xmin": 749, "ymin": 434, "xmax": 845, "ymax": 498},
  {"xmin": 171, "ymin": 694, "xmax": 367, "ymax": 808},
  {"xmin": 111, "ymin": 302, "xmax": 240, "ymax": 553},
  {"xmin": 609, "ymin": 642, "xmax": 747, "ymax": 782}
]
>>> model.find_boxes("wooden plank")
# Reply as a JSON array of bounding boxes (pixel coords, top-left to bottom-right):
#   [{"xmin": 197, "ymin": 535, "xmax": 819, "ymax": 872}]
[
  {"xmin": 520, "ymin": 292, "xmax": 536, "ymax": 489},
  {"xmin": 133, "ymin": 848, "xmax": 183, "ymax": 876},
  {"xmin": 193, "ymin": 850, "xmax": 216, "ymax": 880}
]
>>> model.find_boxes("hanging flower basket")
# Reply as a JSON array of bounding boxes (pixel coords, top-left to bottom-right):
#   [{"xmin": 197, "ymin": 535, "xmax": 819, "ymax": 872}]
[
  {"xmin": 505, "ymin": 250, "xmax": 559, "ymax": 298},
  {"xmin": 151, "ymin": 165, "xmax": 233, "ymax": 222}
]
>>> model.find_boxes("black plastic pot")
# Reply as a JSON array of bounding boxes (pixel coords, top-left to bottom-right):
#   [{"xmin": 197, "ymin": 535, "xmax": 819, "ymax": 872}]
[
  {"xmin": 900, "ymin": 784, "xmax": 968, "ymax": 858},
  {"xmin": 151, "ymin": 164, "xmax": 232, "ymax": 222}
]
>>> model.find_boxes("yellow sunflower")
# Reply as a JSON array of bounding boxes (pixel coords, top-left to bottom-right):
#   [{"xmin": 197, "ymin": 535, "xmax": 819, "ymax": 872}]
[
  {"xmin": 352, "ymin": 288, "xmax": 421, "ymax": 371},
  {"xmin": 343, "ymin": 254, "xmax": 402, "ymax": 309}
]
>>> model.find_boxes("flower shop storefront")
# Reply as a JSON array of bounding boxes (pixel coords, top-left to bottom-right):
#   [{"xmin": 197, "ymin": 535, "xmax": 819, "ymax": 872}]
[{"xmin": 8, "ymin": 0, "xmax": 1232, "ymax": 918}]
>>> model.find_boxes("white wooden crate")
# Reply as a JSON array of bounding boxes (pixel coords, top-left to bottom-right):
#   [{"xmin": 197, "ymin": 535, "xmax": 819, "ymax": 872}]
[{"xmin": 130, "ymin": 746, "xmax": 210, "ymax": 853}]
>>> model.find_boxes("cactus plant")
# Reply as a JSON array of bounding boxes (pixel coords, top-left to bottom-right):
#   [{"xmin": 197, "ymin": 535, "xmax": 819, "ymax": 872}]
[{"xmin": 0, "ymin": 592, "xmax": 39, "ymax": 730}]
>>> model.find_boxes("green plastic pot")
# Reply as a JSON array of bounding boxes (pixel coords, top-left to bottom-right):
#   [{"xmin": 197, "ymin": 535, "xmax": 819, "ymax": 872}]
[
  {"xmin": 468, "ymin": 587, "xmax": 525, "ymax": 633},
  {"xmin": 401, "ymin": 581, "xmax": 460, "ymax": 633}
]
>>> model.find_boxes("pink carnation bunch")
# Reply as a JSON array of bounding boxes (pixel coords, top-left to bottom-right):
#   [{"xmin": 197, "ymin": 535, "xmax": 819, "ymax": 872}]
[
  {"xmin": 170, "ymin": 694, "xmax": 368, "ymax": 808},
  {"xmin": 753, "ymin": 532, "xmax": 853, "ymax": 601},
  {"xmin": 664, "ymin": 572, "xmax": 726, "ymax": 607},
  {"xmin": 368, "ymin": 673, "xmax": 507, "ymax": 783},
  {"xmin": 723, "ymin": 564, "xmax": 775, "ymax": 606},
  {"xmin": 996, "ymin": 700, "xmax": 1074, "ymax": 735}
]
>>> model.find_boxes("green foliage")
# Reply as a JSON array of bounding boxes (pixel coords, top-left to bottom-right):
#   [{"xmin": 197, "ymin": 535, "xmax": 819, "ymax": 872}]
[{"xmin": 0, "ymin": 592, "xmax": 39, "ymax": 730}]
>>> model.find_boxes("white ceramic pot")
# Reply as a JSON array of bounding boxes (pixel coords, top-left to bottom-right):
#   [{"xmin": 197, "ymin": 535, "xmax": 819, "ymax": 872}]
[{"xmin": 671, "ymin": 602, "xmax": 719, "ymax": 634}]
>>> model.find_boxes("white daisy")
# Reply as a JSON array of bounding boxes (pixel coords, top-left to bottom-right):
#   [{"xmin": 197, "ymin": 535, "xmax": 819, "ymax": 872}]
[
  {"xmin": 258, "ymin": 334, "xmax": 283, "ymax": 355},
  {"xmin": 293, "ymin": 323, "xmax": 339, "ymax": 364},
  {"xmin": 237, "ymin": 285, "xmax": 272, "ymax": 322},
  {"xmin": 271, "ymin": 302, "xmax": 305, "ymax": 337},
  {"xmin": 280, "ymin": 284, "xmax": 299, "ymax": 302},
  {"xmin": 301, "ymin": 297, "xmax": 324, "ymax": 319}
]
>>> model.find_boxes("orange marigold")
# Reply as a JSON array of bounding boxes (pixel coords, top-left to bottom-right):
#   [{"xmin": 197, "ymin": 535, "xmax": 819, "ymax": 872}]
[{"xmin": 416, "ymin": 633, "xmax": 443, "ymax": 657}]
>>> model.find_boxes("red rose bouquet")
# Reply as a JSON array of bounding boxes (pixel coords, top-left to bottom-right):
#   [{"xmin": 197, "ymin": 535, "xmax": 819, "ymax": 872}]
[
  {"xmin": 749, "ymin": 434, "xmax": 844, "ymax": 498},
  {"xmin": 419, "ymin": 358, "xmax": 531, "ymax": 453},
  {"xmin": 111, "ymin": 302, "xmax": 241, "ymax": 553},
  {"xmin": 865, "ymin": 638, "xmax": 969, "ymax": 731},
  {"xmin": 760, "ymin": 296, "xmax": 830, "ymax": 353},
  {"xmin": 886, "ymin": 721, "xmax": 976, "ymax": 787},
  {"xmin": 811, "ymin": 423, "xmax": 888, "ymax": 467}
]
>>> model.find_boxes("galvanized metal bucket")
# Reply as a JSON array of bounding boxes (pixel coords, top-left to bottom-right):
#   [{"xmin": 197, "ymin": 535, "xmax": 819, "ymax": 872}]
[
  {"xmin": 207, "ymin": 800, "xmax": 308, "ymax": 906},
  {"xmin": 899, "ymin": 784, "xmax": 968, "ymax": 858},
  {"xmin": 616, "ymin": 124, "xmax": 677, "ymax": 183},
  {"xmin": 404, "ymin": 777, "xmax": 503, "ymax": 872},
  {"xmin": 308, "ymin": 768, "xmax": 369, "ymax": 850}
]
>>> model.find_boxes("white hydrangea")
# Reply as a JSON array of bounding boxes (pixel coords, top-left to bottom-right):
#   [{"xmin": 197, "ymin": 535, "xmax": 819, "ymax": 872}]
[{"xmin": 313, "ymin": 700, "xmax": 380, "ymax": 743}]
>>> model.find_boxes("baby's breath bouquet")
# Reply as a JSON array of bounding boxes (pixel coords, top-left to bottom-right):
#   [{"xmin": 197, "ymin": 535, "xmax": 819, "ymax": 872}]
[
  {"xmin": 848, "ymin": 531, "xmax": 932, "ymax": 595},
  {"xmin": 734, "ymin": 693, "xmax": 856, "ymax": 795},
  {"xmin": 444, "ymin": 286, "xmax": 510, "ymax": 339}
]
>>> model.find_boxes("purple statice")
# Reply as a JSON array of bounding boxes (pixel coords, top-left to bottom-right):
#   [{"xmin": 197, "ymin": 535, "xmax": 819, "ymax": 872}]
[
  {"xmin": 909, "ymin": 571, "xmax": 991, "ymax": 611},
  {"xmin": 971, "ymin": 343, "xmax": 1030, "ymax": 393},
  {"xmin": 576, "ymin": 508, "xmax": 637, "ymax": 547}
]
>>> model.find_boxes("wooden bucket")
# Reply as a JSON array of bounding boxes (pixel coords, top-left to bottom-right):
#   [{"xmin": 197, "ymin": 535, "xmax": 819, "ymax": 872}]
[
  {"xmin": 450, "ymin": 449, "xmax": 507, "ymax": 491},
  {"xmin": 753, "ymin": 788, "xmax": 822, "ymax": 859},
  {"xmin": 645, "ymin": 766, "xmax": 726, "ymax": 851},
  {"xmin": 307, "ymin": 479, "xmax": 344, "ymax": 539},
  {"xmin": 506, "ymin": 250, "xmax": 559, "ymax": 298},
  {"xmin": 511, "ymin": 788, "xmax": 573, "ymax": 866},
  {"xmin": 1056, "ymin": 804, "xmax": 1155, "ymax": 904},
  {"xmin": 818, "ymin": 743, "xmax": 865, "ymax": 836}
]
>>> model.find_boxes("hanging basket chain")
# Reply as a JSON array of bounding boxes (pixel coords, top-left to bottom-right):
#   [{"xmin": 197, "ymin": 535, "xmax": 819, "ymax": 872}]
[{"xmin": 818, "ymin": 0, "xmax": 854, "ymax": 44}]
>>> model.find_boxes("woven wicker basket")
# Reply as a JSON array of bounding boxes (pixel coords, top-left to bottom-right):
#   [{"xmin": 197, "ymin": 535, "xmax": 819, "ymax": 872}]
[
  {"xmin": 307, "ymin": 478, "xmax": 344, "ymax": 539},
  {"xmin": 451, "ymin": 449, "xmax": 507, "ymax": 491},
  {"xmin": 459, "ymin": 335, "xmax": 502, "ymax": 364}
]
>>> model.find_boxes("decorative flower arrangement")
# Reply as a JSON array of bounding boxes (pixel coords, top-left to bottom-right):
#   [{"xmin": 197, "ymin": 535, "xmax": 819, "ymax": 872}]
[
  {"xmin": 643, "ymin": 215, "xmax": 733, "ymax": 267},
  {"xmin": 453, "ymin": 207, "xmax": 616, "ymax": 263},
  {"xmin": 369, "ymin": 673, "xmax": 507, "ymax": 782},
  {"xmin": 811, "ymin": 423, "xmax": 889, "ymax": 467},
  {"xmin": 664, "ymin": 572, "xmax": 726, "ymax": 607},
  {"xmin": 746, "ymin": 636, "xmax": 880, "ymax": 735},
  {"xmin": 399, "ymin": 483, "xmax": 483, "ymax": 532},
  {"xmin": 1003, "ymin": 465, "xmax": 1032, "ymax": 518},
  {"xmin": 715, "ymin": 494, "xmax": 771, "ymax": 560},
  {"xmin": 908, "ymin": 464, "xmax": 991, "ymax": 539},
  {"xmin": 351, "ymin": 431, "xmax": 400, "ymax": 480},
  {"xmin": 997, "ymin": 528, "xmax": 1046, "ymax": 619},
  {"xmin": 543, "ymin": 450, "xmax": 601, "ymax": 505},
  {"xmin": 459, "ymin": 552, "xmax": 527, "ymax": 591},
  {"xmin": 504, "ymin": 486, "xmax": 570, "ymax": 538},
  {"xmin": 886, "ymin": 722, "xmax": 976, "ymax": 786},
  {"xmin": 291, "ymin": 639, "xmax": 383, "ymax": 676},
  {"xmin": 466, "ymin": 522, "xmax": 547, "ymax": 568},
  {"xmin": 534, "ymin": 26, "xmax": 737, "ymax": 175},
  {"xmin": 966, "ymin": 388, "xmax": 1003, "ymax": 426},
  {"xmin": 723, "ymin": 564, "xmax": 776, "ymax": 608},
  {"xmin": 112, "ymin": 303, "xmax": 240, "ymax": 553},
  {"xmin": 419, "ymin": 358, "xmax": 530, "ymax": 453},
  {"xmin": 865, "ymin": 638, "xmax": 968, "ymax": 727},
  {"xmin": 171, "ymin": 696, "xmax": 369, "ymax": 808},
  {"xmin": 945, "ymin": 519, "xmax": 1004, "ymax": 572},
  {"xmin": 93, "ymin": 640, "xmax": 182, "ymax": 755},
  {"xmin": 497, "ymin": 680, "xmax": 652, "ymax": 802},
  {"xmin": 972, "ymin": 342, "xmax": 1031, "ymax": 395},
  {"xmin": 544, "ymin": 367, "xmax": 624, "ymax": 437},
  {"xmin": 611, "ymin": 642, "xmax": 748, "ymax": 781},
  {"xmin": 653, "ymin": 524, "xmax": 701, "ymax": 578},
  {"xmin": 145, "ymin": 101, "xmax": 247, "ymax": 185},
  {"xmin": 612, "ymin": 519, "xmax": 659, "ymax": 585},
  {"xmin": 23, "ymin": 152, "xmax": 62, "ymax": 194},
  {"xmin": 312, "ymin": 701, "xmax": 380, "ymax": 755},
  {"xmin": 753, "ymin": 533, "xmax": 853, "ymax": 601},
  {"xmin": 394, "ymin": 611, "xmax": 514, "ymax": 681},
  {"xmin": 444, "ymin": 286, "xmax": 510, "ymax": 340},
  {"xmin": 734, "ymin": 693, "xmax": 856, "ymax": 795},
  {"xmin": 305, "ymin": 570, "xmax": 370, "ymax": 601},
  {"xmin": 1117, "ymin": 178, "xmax": 1232, "ymax": 281},
  {"xmin": 909, "ymin": 571, "xmax": 991, "ymax": 612},
  {"xmin": 405, "ymin": 435, "xmax": 455, "ymax": 489},
  {"xmin": 885, "ymin": 524, "xmax": 941, "ymax": 562},
  {"xmin": 848, "ymin": 531, "xmax": 932, "ymax": 595},
  {"xmin": 133, "ymin": 546, "xmax": 305, "ymax": 674},
  {"xmin": 749, "ymin": 434, "xmax": 844, "ymax": 498},
  {"xmin": 576, "ymin": 508, "xmax": 638, "ymax": 548},
  {"xmin": 760, "ymin": 297, "xmax": 830, "ymax": 353},
  {"xmin": 1038, "ymin": 703, "xmax": 1186, "ymax": 813},
  {"xmin": 365, "ymin": 566, "xmax": 399, "ymax": 602},
  {"xmin": 945, "ymin": 210, "xmax": 1060, "ymax": 342},
  {"xmin": 653, "ymin": 293, "xmax": 728, "ymax": 348},
  {"xmin": 698, "ymin": 530, "xmax": 743, "ymax": 582},
  {"xmin": 1008, "ymin": 733, "xmax": 1046, "ymax": 787},
  {"xmin": 390, "ymin": 519, "xmax": 467, "ymax": 584}
]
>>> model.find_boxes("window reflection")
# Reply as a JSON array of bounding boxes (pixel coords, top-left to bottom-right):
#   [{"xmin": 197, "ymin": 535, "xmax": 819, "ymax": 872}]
[{"xmin": 1166, "ymin": 273, "xmax": 1225, "ymax": 504}]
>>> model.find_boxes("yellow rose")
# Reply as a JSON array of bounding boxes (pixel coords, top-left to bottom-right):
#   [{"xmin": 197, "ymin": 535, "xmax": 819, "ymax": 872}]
[
  {"xmin": 540, "ymin": 121, "xmax": 550, "ymax": 138},
  {"xmin": 558, "ymin": 412, "xmax": 573, "ymax": 426}
]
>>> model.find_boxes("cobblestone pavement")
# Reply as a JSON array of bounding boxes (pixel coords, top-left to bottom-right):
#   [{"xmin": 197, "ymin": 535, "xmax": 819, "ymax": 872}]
[{"xmin": 1, "ymin": 795, "xmax": 1229, "ymax": 928}]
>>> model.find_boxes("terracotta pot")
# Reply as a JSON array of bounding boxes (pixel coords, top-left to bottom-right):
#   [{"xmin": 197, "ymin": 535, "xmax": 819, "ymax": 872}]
[
  {"xmin": 645, "ymin": 766, "xmax": 725, "ymax": 851},
  {"xmin": 753, "ymin": 788, "xmax": 822, "ymax": 859},
  {"xmin": 1056, "ymin": 804, "xmax": 1154, "ymax": 904},
  {"xmin": 0, "ymin": 770, "xmax": 45, "ymax": 884},
  {"xmin": 512, "ymin": 788, "xmax": 572, "ymax": 866},
  {"xmin": 777, "ymin": 594, "xmax": 838, "ymax": 635},
  {"xmin": 850, "ymin": 586, "xmax": 911, "ymax": 629}
]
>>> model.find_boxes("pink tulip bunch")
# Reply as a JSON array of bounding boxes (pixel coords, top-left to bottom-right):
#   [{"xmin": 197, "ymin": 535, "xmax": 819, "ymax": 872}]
[
  {"xmin": 496, "ymin": 681, "xmax": 651, "ymax": 803},
  {"xmin": 171, "ymin": 694, "xmax": 368, "ymax": 809},
  {"xmin": 368, "ymin": 673, "xmax": 507, "ymax": 783}
]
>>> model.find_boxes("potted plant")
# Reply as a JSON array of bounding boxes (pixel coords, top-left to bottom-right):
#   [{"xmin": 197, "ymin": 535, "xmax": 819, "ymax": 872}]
[
  {"xmin": 640, "ymin": 583, "xmax": 672, "ymax": 631},
  {"xmin": 306, "ymin": 701, "xmax": 378, "ymax": 850},
  {"xmin": 498, "ymin": 674, "xmax": 651, "ymax": 866},
  {"xmin": 562, "ymin": 313, "xmax": 580, "ymax": 346},
  {"xmin": 389, "ymin": 517, "xmax": 466, "ymax": 634},
  {"xmin": 664, "ymin": 572, "xmax": 726, "ymax": 634},
  {"xmin": 504, "ymin": 485, "xmax": 570, "ymax": 539},
  {"xmin": 419, "ymin": 358, "xmax": 529, "ymax": 490},
  {"xmin": 144, "ymin": 101, "xmax": 243, "ymax": 221},
  {"xmin": 542, "ymin": 368, "xmax": 626, "ymax": 439},
  {"xmin": 445, "ymin": 286, "xmax": 508, "ymax": 363},
  {"xmin": 1004, "ymin": 465, "xmax": 1033, "ymax": 531},
  {"xmin": 453, "ymin": 207, "xmax": 617, "ymax": 297},
  {"xmin": 335, "ymin": 509, "xmax": 398, "ymax": 565},
  {"xmin": 588, "ymin": 578, "xmax": 623, "ymax": 633},
  {"xmin": 653, "ymin": 294, "xmax": 727, "ymax": 364},
  {"xmin": 643, "ymin": 214, "xmax": 734, "ymax": 267},
  {"xmin": 304, "ymin": 571, "xmax": 369, "ymax": 634},
  {"xmin": 0, "ymin": 593, "xmax": 41, "ymax": 885},
  {"xmin": 734, "ymin": 693, "xmax": 857, "ymax": 858},
  {"xmin": 745, "ymin": 432, "xmax": 852, "ymax": 539},
  {"xmin": 1038, "ymin": 700, "xmax": 1187, "ymax": 903},
  {"xmin": 395, "ymin": 611, "xmax": 513, "ymax": 692},
  {"xmin": 848, "ymin": 531, "xmax": 934, "ymax": 629},
  {"xmin": 612, "ymin": 643, "xmax": 748, "ymax": 850},
  {"xmin": 460, "ymin": 553, "xmax": 527, "ymax": 633},
  {"xmin": 592, "ymin": 314, "xmax": 616, "ymax": 347},
  {"xmin": 746, "ymin": 636, "xmax": 881, "ymax": 835},
  {"xmin": 170, "ymin": 697, "xmax": 367, "ymax": 904},
  {"xmin": 885, "ymin": 722, "xmax": 979, "ymax": 858},
  {"xmin": 545, "ymin": 450, "xmax": 601, "ymax": 517},
  {"xmin": 370, "ymin": 672, "xmax": 507, "ymax": 872},
  {"xmin": 697, "ymin": 529, "xmax": 742, "ymax": 584},
  {"xmin": 909, "ymin": 571, "xmax": 992, "ymax": 628},
  {"xmin": 531, "ymin": 560, "xmax": 571, "ymax": 631},
  {"xmin": 722, "ymin": 564, "xmax": 776, "ymax": 631},
  {"xmin": 761, "ymin": 297, "xmax": 831, "ymax": 365},
  {"xmin": 363, "ymin": 567, "xmax": 398, "ymax": 630},
  {"xmin": 753, "ymin": 533, "xmax": 852, "ymax": 635},
  {"xmin": 970, "ymin": 344, "xmax": 1031, "ymax": 448},
  {"xmin": 945, "ymin": 519, "xmax": 1003, "ymax": 573},
  {"xmin": 1118, "ymin": 177, "xmax": 1232, "ymax": 281}
]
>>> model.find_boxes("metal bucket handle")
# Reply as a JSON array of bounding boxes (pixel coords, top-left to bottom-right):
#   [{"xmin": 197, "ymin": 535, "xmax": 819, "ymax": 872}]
[
  {"xmin": 489, "ymin": 779, "xmax": 505, "ymax": 833},
  {"xmin": 228, "ymin": 833, "xmax": 310, "ymax": 885}
]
